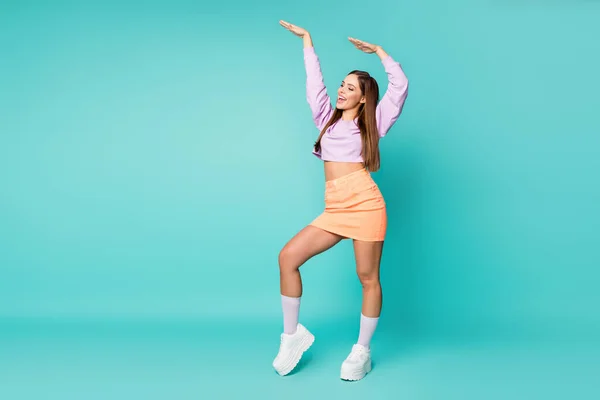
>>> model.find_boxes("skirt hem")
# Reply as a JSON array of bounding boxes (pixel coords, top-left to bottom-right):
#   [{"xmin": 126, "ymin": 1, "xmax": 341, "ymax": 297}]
[{"xmin": 309, "ymin": 221, "xmax": 385, "ymax": 242}]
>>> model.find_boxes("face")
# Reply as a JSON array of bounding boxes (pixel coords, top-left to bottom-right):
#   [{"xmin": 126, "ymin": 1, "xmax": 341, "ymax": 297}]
[{"xmin": 336, "ymin": 74, "xmax": 365, "ymax": 110}]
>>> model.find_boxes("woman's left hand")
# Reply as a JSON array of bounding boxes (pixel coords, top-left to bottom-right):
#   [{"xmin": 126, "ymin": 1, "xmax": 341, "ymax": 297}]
[{"xmin": 348, "ymin": 37, "xmax": 380, "ymax": 53}]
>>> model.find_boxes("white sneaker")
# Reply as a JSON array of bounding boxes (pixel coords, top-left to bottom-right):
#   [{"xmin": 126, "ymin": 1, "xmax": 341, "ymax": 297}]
[
  {"xmin": 272, "ymin": 323, "xmax": 315, "ymax": 376},
  {"xmin": 340, "ymin": 344, "xmax": 372, "ymax": 381}
]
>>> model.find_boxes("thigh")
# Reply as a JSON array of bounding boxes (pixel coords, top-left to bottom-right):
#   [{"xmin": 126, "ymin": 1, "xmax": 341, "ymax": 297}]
[
  {"xmin": 280, "ymin": 225, "xmax": 343, "ymax": 267},
  {"xmin": 353, "ymin": 240, "xmax": 384, "ymax": 279}
]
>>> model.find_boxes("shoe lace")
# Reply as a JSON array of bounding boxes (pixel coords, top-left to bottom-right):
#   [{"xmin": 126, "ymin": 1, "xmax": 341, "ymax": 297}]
[
  {"xmin": 279, "ymin": 333, "xmax": 290, "ymax": 346},
  {"xmin": 347, "ymin": 345, "xmax": 367, "ymax": 361}
]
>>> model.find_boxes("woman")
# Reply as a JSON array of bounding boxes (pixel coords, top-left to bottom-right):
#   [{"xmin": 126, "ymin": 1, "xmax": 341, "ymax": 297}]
[{"xmin": 273, "ymin": 20, "xmax": 409, "ymax": 381}]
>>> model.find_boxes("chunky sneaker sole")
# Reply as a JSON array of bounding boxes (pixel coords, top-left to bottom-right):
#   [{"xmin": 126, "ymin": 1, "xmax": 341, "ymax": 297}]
[
  {"xmin": 272, "ymin": 324, "xmax": 315, "ymax": 376},
  {"xmin": 340, "ymin": 358, "xmax": 372, "ymax": 381}
]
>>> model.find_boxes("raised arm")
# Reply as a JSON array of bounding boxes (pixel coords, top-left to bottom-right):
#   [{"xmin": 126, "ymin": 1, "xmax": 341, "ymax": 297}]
[
  {"xmin": 280, "ymin": 20, "xmax": 333, "ymax": 131},
  {"xmin": 303, "ymin": 44, "xmax": 334, "ymax": 131},
  {"xmin": 349, "ymin": 37, "xmax": 409, "ymax": 137},
  {"xmin": 374, "ymin": 47, "xmax": 408, "ymax": 137}
]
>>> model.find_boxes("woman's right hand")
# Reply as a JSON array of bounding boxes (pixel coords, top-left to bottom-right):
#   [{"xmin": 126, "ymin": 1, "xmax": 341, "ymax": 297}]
[{"xmin": 279, "ymin": 20, "xmax": 309, "ymax": 38}]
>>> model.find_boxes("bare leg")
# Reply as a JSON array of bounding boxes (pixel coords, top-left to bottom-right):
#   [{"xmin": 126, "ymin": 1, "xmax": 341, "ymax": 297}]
[
  {"xmin": 339, "ymin": 239, "xmax": 384, "ymax": 381},
  {"xmin": 273, "ymin": 225, "xmax": 342, "ymax": 376},
  {"xmin": 279, "ymin": 225, "xmax": 343, "ymax": 297},
  {"xmin": 353, "ymin": 240, "xmax": 384, "ymax": 317}
]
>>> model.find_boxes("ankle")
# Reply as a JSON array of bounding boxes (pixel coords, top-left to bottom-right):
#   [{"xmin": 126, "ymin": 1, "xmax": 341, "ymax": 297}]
[
  {"xmin": 356, "ymin": 313, "xmax": 379, "ymax": 349},
  {"xmin": 281, "ymin": 295, "xmax": 301, "ymax": 334}
]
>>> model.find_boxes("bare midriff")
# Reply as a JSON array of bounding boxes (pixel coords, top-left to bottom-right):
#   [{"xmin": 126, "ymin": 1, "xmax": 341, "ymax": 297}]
[{"xmin": 324, "ymin": 161, "xmax": 365, "ymax": 182}]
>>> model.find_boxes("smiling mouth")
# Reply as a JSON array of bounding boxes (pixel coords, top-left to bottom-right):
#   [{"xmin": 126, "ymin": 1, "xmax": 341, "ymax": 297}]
[{"xmin": 338, "ymin": 96, "xmax": 347, "ymax": 102}]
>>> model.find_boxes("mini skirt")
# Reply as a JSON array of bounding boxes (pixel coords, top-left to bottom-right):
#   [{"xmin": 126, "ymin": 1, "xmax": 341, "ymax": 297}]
[{"xmin": 310, "ymin": 168, "xmax": 387, "ymax": 242}]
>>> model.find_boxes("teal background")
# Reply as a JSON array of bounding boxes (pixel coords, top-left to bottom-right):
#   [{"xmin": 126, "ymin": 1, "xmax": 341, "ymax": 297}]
[{"xmin": 1, "ymin": 1, "xmax": 599, "ymax": 399}]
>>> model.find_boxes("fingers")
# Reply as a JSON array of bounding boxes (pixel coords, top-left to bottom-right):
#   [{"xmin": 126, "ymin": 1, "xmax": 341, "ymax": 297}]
[
  {"xmin": 279, "ymin": 20, "xmax": 294, "ymax": 31},
  {"xmin": 351, "ymin": 42, "xmax": 369, "ymax": 51},
  {"xmin": 279, "ymin": 20, "xmax": 292, "ymax": 30},
  {"xmin": 348, "ymin": 37, "xmax": 377, "ymax": 53},
  {"xmin": 280, "ymin": 20, "xmax": 306, "ymax": 37},
  {"xmin": 349, "ymin": 37, "xmax": 371, "ymax": 48},
  {"xmin": 350, "ymin": 39, "xmax": 366, "ymax": 50},
  {"xmin": 280, "ymin": 20, "xmax": 300, "ymax": 30}
]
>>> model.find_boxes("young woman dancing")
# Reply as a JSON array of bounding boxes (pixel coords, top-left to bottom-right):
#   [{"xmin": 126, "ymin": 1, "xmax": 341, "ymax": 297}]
[{"xmin": 273, "ymin": 20, "xmax": 409, "ymax": 381}]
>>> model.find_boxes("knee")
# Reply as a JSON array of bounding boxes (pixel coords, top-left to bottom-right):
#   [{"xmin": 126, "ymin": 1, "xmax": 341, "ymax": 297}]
[
  {"xmin": 357, "ymin": 272, "xmax": 380, "ymax": 290},
  {"xmin": 279, "ymin": 246, "xmax": 299, "ymax": 273}
]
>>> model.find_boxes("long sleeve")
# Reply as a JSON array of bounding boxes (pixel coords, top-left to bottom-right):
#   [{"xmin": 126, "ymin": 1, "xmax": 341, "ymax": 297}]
[
  {"xmin": 304, "ymin": 46, "xmax": 333, "ymax": 131},
  {"xmin": 376, "ymin": 56, "xmax": 409, "ymax": 137}
]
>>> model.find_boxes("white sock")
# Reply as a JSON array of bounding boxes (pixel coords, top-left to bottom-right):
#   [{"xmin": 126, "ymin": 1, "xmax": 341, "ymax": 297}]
[
  {"xmin": 281, "ymin": 295, "xmax": 300, "ymax": 334},
  {"xmin": 357, "ymin": 313, "xmax": 379, "ymax": 348}
]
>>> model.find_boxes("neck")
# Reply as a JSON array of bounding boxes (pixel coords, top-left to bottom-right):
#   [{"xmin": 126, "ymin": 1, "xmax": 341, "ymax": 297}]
[{"xmin": 341, "ymin": 108, "xmax": 359, "ymax": 121}]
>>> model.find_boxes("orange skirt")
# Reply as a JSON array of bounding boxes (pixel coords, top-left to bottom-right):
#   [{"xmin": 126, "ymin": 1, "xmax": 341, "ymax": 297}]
[{"xmin": 310, "ymin": 168, "xmax": 387, "ymax": 242}]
